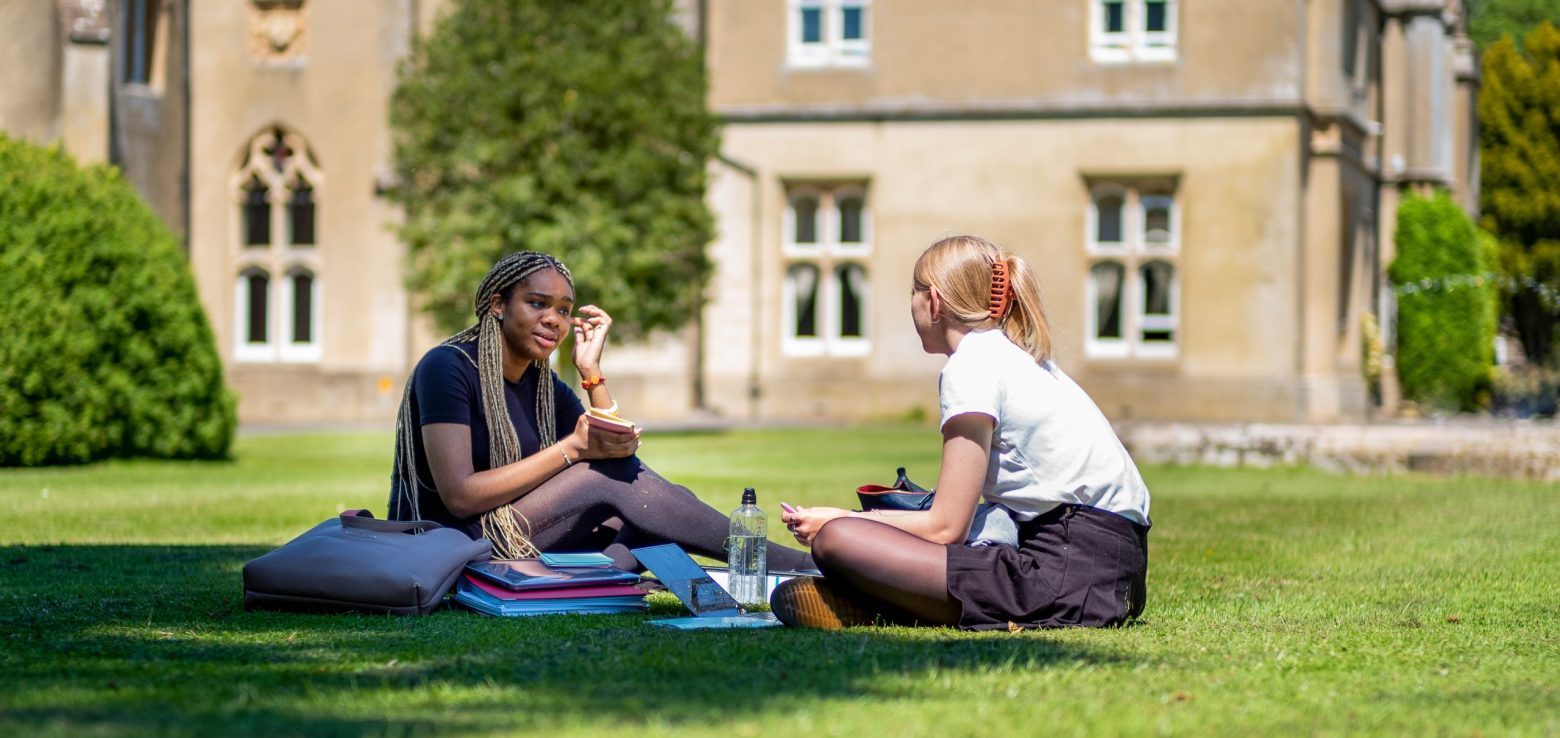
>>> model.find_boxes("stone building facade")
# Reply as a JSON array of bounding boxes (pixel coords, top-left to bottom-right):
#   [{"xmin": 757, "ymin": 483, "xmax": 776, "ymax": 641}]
[{"xmin": 0, "ymin": 0, "xmax": 1479, "ymax": 424}]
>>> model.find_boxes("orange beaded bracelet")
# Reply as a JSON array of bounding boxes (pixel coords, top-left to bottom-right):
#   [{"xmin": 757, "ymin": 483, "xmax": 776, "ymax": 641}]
[{"xmin": 581, "ymin": 375, "xmax": 607, "ymax": 390}]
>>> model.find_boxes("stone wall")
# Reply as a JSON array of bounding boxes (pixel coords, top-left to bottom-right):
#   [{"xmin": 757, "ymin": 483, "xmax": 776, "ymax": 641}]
[{"xmin": 1119, "ymin": 421, "xmax": 1560, "ymax": 481}]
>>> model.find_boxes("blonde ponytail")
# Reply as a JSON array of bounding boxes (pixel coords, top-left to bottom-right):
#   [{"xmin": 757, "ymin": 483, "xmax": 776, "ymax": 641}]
[
  {"xmin": 998, "ymin": 253, "xmax": 1053, "ymax": 363},
  {"xmin": 912, "ymin": 235, "xmax": 1053, "ymax": 363}
]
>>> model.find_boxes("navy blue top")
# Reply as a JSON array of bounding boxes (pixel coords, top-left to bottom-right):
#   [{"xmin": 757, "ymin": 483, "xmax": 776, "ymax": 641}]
[{"xmin": 398, "ymin": 342, "xmax": 585, "ymax": 534}]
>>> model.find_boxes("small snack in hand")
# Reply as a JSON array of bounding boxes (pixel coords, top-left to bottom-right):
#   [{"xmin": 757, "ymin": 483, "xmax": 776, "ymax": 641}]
[{"xmin": 585, "ymin": 407, "xmax": 636, "ymax": 434}]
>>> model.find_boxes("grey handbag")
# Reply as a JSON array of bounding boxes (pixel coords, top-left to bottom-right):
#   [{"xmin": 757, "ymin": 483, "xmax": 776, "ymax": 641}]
[{"xmin": 243, "ymin": 510, "xmax": 493, "ymax": 615}]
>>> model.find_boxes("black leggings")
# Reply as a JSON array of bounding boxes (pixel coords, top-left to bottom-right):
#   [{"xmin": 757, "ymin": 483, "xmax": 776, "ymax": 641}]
[{"xmin": 509, "ymin": 456, "xmax": 814, "ymax": 573}]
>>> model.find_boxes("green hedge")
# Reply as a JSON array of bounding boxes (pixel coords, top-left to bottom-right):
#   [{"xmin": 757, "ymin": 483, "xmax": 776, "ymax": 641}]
[
  {"xmin": 1388, "ymin": 192, "xmax": 1499, "ymax": 412},
  {"xmin": 0, "ymin": 134, "xmax": 235, "ymax": 465}
]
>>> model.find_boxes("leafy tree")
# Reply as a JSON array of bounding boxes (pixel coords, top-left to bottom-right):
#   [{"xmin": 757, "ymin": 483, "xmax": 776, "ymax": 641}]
[
  {"xmin": 1468, "ymin": 0, "xmax": 1560, "ymax": 49},
  {"xmin": 389, "ymin": 0, "xmax": 719, "ymax": 339},
  {"xmin": 1389, "ymin": 192, "xmax": 1500, "ymax": 412},
  {"xmin": 0, "ymin": 134, "xmax": 236, "ymax": 465},
  {"xmin": 1478, "ymin": 22, "xmax": 1560, "ymax": 364}
]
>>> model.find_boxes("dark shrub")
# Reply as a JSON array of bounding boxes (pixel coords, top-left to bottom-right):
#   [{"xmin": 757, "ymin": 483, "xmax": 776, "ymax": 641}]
[{"xmin": 0, "ymin": 134, "xmax": 235, "ymax": 465}]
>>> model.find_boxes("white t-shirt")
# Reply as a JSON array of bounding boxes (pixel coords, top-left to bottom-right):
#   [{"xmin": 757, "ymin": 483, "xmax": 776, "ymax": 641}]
[{"xmin": 939, "ymin": 330, "xmax": 1151, "ymax": 527}]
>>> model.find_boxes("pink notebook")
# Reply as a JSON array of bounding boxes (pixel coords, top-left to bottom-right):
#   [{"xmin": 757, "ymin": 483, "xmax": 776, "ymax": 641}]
[{"xmin": 462, "ymin": 574, "xmax": 644, "ymax": 601}]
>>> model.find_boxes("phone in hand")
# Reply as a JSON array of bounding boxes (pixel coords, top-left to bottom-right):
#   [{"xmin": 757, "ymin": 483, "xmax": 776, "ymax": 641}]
[{"xmin": 585, "ymin": 407, "xmax": 636, "ymax": 435}]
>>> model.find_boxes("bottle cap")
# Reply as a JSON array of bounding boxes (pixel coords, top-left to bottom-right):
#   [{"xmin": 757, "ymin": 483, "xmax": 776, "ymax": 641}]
[{"xmin": 741, "ymin": 487, "xmax": 757, "ymax": 505}]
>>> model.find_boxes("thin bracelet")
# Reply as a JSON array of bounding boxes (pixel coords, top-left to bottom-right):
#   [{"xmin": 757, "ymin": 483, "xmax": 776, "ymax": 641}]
[
  {"xmin": 557, "ymin": 445, "xmax": 573, "ymax": 467},
  {"xmin": 581, "ymin": 374, "xmax": 607, "ymax": 390}
]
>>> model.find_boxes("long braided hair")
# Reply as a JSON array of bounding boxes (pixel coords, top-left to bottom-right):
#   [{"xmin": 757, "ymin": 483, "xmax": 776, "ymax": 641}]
[{"xmin": 389, "ymin": 251, "xmax": 573, "ymax": 559}]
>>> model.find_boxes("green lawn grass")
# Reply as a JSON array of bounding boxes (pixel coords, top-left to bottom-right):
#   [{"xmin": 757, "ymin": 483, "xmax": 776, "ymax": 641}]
[{"xmin": 1, "ymin": 427, "xmax": 1556, "ymax": 738}]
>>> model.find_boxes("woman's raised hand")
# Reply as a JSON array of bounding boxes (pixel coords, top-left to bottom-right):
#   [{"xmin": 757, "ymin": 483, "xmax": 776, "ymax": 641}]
[
  {"xmin": 571, "ymin": 305, "xmax": 612, "ymax": 377},
  {"xmin": 781, "ymin": 505, "xmax": 853, "ymax": 547},
  {"xmin": 566, "ymin": 414, "xmax": 639, "ymax": 462}
]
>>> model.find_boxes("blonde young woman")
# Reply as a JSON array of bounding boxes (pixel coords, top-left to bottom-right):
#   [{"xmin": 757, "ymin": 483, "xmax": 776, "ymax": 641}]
[
  {"xmin": 774, "ymin": 236, "xmax": 1151, "ymax": 630},
  {"xmin": 388, "ymin": 251, "xmax": 813, "ymax": 572}
]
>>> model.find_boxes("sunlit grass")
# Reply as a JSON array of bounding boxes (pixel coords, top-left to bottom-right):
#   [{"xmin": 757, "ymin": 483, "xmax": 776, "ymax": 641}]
[{"xmin": 1, "ymin": 427, "xmax": 1555, "ymax": 737}]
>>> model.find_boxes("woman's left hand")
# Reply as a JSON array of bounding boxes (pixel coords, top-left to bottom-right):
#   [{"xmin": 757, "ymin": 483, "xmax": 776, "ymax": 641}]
[
  {"xmin": 781, "ymin": 505, "xmax": 853, "ymax": 547},
  {"xmin": 571, "ymin": 305, "xmax": 612, "ymax": 377}
]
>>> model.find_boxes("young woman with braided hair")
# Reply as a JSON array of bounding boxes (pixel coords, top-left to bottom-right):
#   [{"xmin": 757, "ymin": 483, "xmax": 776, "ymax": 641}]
[
  {"xmin": 774, "ymin": 235, "xmax": 1151, "ymax": 630},
  {"xmin": 389, "ymin": 251, "xmax": 813, "ymax": 571}
]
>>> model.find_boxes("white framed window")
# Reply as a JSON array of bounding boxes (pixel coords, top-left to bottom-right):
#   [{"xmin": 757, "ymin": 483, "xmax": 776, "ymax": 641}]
[
  {"xmin": 783, "ymin": 263, "xmax": 824, "ymax": 357},
  {"xmin": 230, "ymin": 126, "xmax": 323, "ymax": 364},
  {"xmin": 784, "ymin": 186, "xmax": 825, "ymax": 255},
  {"xmin": 1086, "ymin": 184, "xmax": 1129, "ymax": 253},
  {"xmin": 1141, "ymin": 194, "xmax": 1178, "ymax": 251},
  {"xmin": 1137, "ymin": 259, "xmax": 1179, "ymax": 359},
  {"xmin": 783, "ymin": 183, "xmax": 871, "ymax": 357},
  {"xmin": 832, "ymin": 185, "xmax": 871, "ymax": 258},
  {"xmin": 280, "ymin": 267, "xmax": 322, "ymax": 362},
  {"xmin": 1086, "ymin": 261, "xmax": 1129, "ymax": 359},
  {"xmin": 1086, "ymin": 183, "xmax": 1180, "ymax": 359},
  {"xmin": 1093, "ymin": 0, "xmax": 1129, "ymax": 61},
  {"xmin": 831, "ymin": 262, "xmax": 870, "ymax": 356},
  {"xmin": 788, "ymin": 0, "xmax": 871, "ymax": 68},
  {"xmin": 234, "ymin": 267, "xmax": 274, "ymax": 362},
  {"xmin": 1090, "ymin": 0, "xmax": 1177, "ymax": 63}
]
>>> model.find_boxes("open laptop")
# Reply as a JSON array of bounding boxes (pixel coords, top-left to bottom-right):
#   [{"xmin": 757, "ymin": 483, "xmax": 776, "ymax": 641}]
[{"xmin": 630, "ymin": 543, "xmax": 782, "ymax": 629}]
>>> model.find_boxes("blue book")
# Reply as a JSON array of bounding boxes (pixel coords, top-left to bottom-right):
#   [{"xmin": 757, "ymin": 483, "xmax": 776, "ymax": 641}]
[
  {"xmin": 465, "ymin": 559, "xmax": 640, "ymax": 591},
  {"xmin": 646, "ymin": 613, "xmax": 781, "ymax": 630},
  {"xmin": 540, "ymin": 551, "xmax": 615, "ymax": 568},
  {"xmin": 453, "ymin": 578, "xmax": 647, "ymax": 617}
]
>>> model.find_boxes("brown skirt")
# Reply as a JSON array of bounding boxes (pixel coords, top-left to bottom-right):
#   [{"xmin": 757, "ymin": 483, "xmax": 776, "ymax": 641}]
[{"xmin": 945, "ymin": 503, "xmax": 1148, "ymax": 630}]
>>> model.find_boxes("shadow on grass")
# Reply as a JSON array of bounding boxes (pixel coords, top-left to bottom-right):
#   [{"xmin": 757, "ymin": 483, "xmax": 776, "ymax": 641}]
[{"xmin": 0, "ymin": 545, "xmax": 1123, "ymax": 737}]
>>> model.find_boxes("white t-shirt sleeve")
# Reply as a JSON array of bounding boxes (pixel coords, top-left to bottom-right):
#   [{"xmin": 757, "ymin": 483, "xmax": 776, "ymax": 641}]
[{"xmin": 939, "ymin": 353, "xmax": 1001, "ymax": 430}]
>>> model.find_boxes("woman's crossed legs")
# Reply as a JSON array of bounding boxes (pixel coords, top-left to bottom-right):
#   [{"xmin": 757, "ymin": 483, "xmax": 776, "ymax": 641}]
[
  {"xmin": 800, "ymin": 517, "xmax": 962, "ymax": 626},
  {"xmin": 509, "ymin": 457, "xmax": 815, "ymax": 573}
]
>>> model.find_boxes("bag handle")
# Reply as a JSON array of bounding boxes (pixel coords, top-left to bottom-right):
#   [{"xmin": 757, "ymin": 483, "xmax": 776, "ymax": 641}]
[{"xmin": 338, "ymin": 509, "xmax": 445, "ymax": 534}]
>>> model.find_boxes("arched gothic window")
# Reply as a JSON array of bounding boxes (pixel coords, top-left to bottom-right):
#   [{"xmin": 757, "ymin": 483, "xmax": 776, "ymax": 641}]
[{"xmin": 232, "ymin": 127, "xmax": 323, "ymax": 363}]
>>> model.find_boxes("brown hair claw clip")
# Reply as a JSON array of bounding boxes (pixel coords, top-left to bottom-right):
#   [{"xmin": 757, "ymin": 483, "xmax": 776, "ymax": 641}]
[{"xmin": 988, "ymin": 260, "xmax": 1013, "ymax": 319}]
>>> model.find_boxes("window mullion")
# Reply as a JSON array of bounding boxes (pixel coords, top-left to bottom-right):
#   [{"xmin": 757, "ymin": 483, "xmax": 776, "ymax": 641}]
[
  {"xmin": 782, "ymin": 260, "xmax": 796, "ymax": 345},
  {"xmin": 1127, "ymin": 187, "xmax": 1141, "ymax": 256},
  {"xmin": 309, "ymin": 273, "xmax": 322, "ymax": 352},
  {"xmin": 821, "ymin": 190, "xmax": 837, "ymax": 349},
  {"xmin": 1085, "ymin": 260, "xmax": 1099, "ymax": 343},
  {"xmin": 269, "ymin": 172, "xmax": 286, "ymax": 253},
  {"xmin": 827, "ymin": 0, "xmax": 839, "ymax": 57},
  {"xmin": 821, "ymin": 257, "xmax": 837, "ymax": 350},
  {"xmin": 1128, "ymin": 0, "xmax": 1140, "ymax": 56},
  {"xmin": 822, "ymin": 190, "xmax": 837, "ymax": 258},
  {"xmin": 1127, "ymin": 255, "xmax": 1141, "ymax": 355},
  {"xmin": 271, "ymin": 268, "xmax": 284, "ymax": 358}
]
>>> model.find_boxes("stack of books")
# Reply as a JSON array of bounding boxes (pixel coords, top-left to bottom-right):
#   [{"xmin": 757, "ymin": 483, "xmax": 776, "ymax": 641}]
[{"xmin": 453, "ymin": 552, "xmax": 648, "ymax": 617}]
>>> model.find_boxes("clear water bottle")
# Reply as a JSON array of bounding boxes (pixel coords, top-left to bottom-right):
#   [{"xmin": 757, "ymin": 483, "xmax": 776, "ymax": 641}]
[{"xmin": 727, "ymin": 487, "xmax": 768, "ymax": 606}]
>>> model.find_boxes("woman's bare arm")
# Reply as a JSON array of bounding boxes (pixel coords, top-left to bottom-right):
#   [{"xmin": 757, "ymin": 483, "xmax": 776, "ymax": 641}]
[
  {"xmin": 854, "ymin": 413, "xmax": 992, "ymax": 544},
  {"xmin": 783, "ymin": 413, "xmax": 993, "ymax": 545},
  {"xmin": 421, "ymin": 415, "xmax": 638, "ymax": 518}
]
